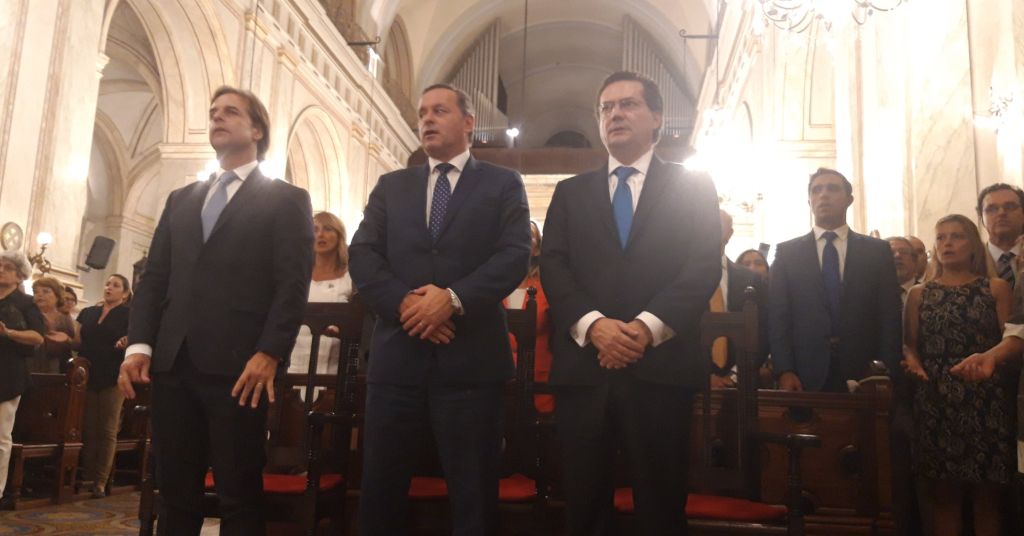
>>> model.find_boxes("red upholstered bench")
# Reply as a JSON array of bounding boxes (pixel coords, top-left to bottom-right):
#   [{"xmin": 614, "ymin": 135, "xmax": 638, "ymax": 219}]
[
  {"xmin": 614, "ymin": 487, "xmax": 787, "ymax": 522},
  {"xmin": 409, "ymin": 474, "xmax": 537, "ymax": 503},
  {"xmin": 204, "ymin": 471, "xmax": 344, "ymax": 495}
]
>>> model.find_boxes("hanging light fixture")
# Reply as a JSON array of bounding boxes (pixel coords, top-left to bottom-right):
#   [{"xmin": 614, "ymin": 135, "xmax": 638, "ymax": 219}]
[{"xmin": 759, "ymin": 0, "xmax": 906, "ymax": 33}]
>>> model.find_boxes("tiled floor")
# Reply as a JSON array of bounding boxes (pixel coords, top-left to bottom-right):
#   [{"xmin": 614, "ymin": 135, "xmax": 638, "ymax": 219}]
[{"xmin": 0, "ymin": 492, "xmax": 220, "ymax": 535}]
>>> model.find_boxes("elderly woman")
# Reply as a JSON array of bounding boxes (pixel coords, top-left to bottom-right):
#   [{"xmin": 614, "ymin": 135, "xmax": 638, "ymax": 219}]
[
  {"xmin": 77, "ymin": 274, "xmax": 131, "ymax": 497},
  {"xmin": 288, "ymin": 211, "xmax": 354, "ymax": 376},
  {"xmin": 29, "ymin": 276, "xmax": 79, "ymax": 373},
  {"xmin": 0, "ymin": 251, "xmax": 44, "ymax": 501}
]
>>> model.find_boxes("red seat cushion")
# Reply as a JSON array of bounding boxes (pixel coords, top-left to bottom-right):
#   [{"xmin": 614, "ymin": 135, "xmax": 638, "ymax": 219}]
[
  {"xmin": 408, "ymin": 474, "xmax": 537, "ymax": 502},
  {"xmin": 498, "ymin": 473, "xmax": 536, "ymax": 502},
  {"xmin": 409, "ymin": 477, "xmax": 448, "ymax": 499},
  {"xmin": 204, "ymin": 471, "xmax": 344, "ymax": 495},
  {"xmin": 614, "ymin": 488, "xmax": 787, "ymax": 522}
]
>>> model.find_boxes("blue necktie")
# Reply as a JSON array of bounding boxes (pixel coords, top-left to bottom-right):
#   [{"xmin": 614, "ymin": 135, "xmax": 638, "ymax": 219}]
[
  {"xmin": 429, "ymin": 163, "xmax": 454, "ymax": 240},
  {"xmin": 201, "ymin": 171, "xmax": 238, "ymax": 242},
  {"xmin": 612, "ymin": 166, "xmax": 637, "ymax": 249},
  {"xmin": 821, "ymin": 230, "xmax": 842, "ymax": 335}
]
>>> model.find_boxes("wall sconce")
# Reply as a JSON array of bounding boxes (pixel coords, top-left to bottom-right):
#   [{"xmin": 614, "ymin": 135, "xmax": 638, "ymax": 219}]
[{"xmin": 28, "ymin": 231, "xmax": 53, "ymax": 274}]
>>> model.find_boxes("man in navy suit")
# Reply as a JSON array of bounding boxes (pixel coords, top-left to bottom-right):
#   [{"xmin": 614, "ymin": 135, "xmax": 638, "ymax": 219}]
[
  {"xmin": 349, "ymin": 84, "xmax": 531, "ymax": 535},
  {"xmin": 119, "ymin": 86, "xmax": 314, "ymax": 535},
  {"xmin": 769, "ymin": 168, "xmax": 901, "ymax": 392},
  {"xmin": 541, "ymin": 71, "xmax": 721, "ymax": 535}
]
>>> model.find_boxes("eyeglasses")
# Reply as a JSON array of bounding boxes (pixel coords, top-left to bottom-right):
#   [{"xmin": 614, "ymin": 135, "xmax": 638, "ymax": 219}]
[
  {"xmin": 597, "ymin": 98, "xmax": 645, "ymax": 116},
  {"xmin": 982, "ymin": 202, "xmax": 1022, "ymax": 215}
]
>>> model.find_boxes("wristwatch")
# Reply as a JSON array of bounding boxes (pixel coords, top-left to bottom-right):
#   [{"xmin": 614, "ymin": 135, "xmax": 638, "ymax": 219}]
[{"xmin": 447, "ymin": 288, "xmax": 462, "ymax": 314}]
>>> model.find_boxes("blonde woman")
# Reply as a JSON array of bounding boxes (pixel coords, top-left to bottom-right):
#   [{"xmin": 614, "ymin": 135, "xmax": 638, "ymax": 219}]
[
  {"xmin": 288, "ymin": 211, "xmax": 353, "ymax": 376},
  {"xmin": 30, "ymin": 276, "xmax": 79, "ymax": 373},
  {"xmin": 903, "ymin": 214, "xmax": 1014, "ymax": 536}
]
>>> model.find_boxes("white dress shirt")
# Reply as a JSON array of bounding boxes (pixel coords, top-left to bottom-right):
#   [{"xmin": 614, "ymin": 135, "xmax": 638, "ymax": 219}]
[
  {"xmin": 719, "ymin": 255, "xmax": 730, "ymax": 306},
  {"xmin": 425, "ymin": 149, "xmax": 471, "ymax": 225},
  {"xmin": 988, "ymin": 241, "xmax": 1021, "ymax": 266},
  {"xmin": 126, "ymin": 161, "xmax": 260, "ymax": 359},
  {"xmin": 813, "ymin": 224, "xmax": 850, "ymax": 280},
  {"xmin": 570, "ymin": 148, "xmax": 674, "ymax": 348}
]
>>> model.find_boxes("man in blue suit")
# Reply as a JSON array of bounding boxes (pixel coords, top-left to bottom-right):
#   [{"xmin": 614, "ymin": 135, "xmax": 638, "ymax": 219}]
[
  {"xmin": 349, "ymin": 84, "xmax": 531, "ymax": 535},
  {"xmin": 769, "ymin": 168, "xmax": 902, "ymax": 392}
]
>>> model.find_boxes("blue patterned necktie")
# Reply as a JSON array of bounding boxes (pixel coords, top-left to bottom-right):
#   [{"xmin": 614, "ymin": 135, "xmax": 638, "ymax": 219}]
[
  {"xmin": 821, "ymin": 230, "xmax": 842, "ymax": 335},
  {"xmin": 201, "ymin": 171, "xmax": 238, "ymax": 242},
  {"xmin": 612, "ymin": 166, "xmax": 637, "ymax": 249},
  {"xmin": 429, "ymin": 163, "xmax": 454, "ymax": 240}
]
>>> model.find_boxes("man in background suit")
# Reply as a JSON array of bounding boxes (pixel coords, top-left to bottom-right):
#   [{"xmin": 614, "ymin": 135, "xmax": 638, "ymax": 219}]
[
  {"xmin": 710, "ymin": 209, "xmax": 768, "ymax": 389},
  {"xmin": 907, "ymin": 236, "xmax": 928, "ymax": 281},
  {"xmin": 887, "ymin": 236, "xmax": 919, "ymax": 312},
  {"xmin": 119, "ymin": 87, "xmax": 314, "ymax": 535},
  {"xmin": 349, "ymin": 84, "xmax": 531, "ymax": 536},
  {"xmin": 769, "ymin": 168, "xmax": 901, "ymax": 392},
  {"xmin": 541, "ymin": 71, "xmax": 720, "ymax": 535},
  {"xmin": 978, "ymin": 183, "xmax": 1024, "ymax": 288}
]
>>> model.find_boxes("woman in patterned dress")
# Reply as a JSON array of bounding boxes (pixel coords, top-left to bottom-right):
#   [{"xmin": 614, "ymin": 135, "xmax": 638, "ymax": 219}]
[{"xmin": 903, "ymin": 214, "xmax": 1015, "ymax": 536}]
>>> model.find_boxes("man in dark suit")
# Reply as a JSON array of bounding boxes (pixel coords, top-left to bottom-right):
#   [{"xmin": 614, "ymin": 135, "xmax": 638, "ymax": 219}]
[
  {"xmin": 540, "ymin": 71, "xmax": 721, "ymax": 535},
  {"xmin": 769, "ymin": 168, "xmax": 901, "ymax": 392},
  {"xmin": 349, "ymin": 84, "xmax": 531, "ymax": 536},
  {"xmin": 710, "ymin": 209, "xmax": 768, "ymax": 389},
  {"xmin": 977, "ymin": 183, "xmax": 1024, "ymax": 288},
  {"xmin": 118, "ymin": 86, "xmax": 314, "ymax": 535}
]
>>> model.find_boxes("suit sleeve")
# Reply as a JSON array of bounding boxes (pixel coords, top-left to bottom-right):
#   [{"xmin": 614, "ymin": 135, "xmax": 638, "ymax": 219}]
[
  {"xmin": 349, "ymin": 175, "xmax": 414, "ymax": 321},
  {"xmin": 256, "ymin": 187, "xmax": 314, "ymax": 361},
  {"xmin": 128, "ymin": 192, "xmax": 175, "ymax": 348},
  {"xmin": 540, "ymin": 180, "xmax": 600, "ymax": 331},
  {"xmin": 448, "ymin": 171, "xmax": 531, "ymax": 316},
  {"xmin": 874, "ymin": 242, "xmax": 903, "ymax": 373},
  {"xmin": 768, "ymin": 244, "xmax": 797, "ymax": 377},
  {"xmin": 640, "ymin": 172, "xmax": 721, "ymax": 334}
]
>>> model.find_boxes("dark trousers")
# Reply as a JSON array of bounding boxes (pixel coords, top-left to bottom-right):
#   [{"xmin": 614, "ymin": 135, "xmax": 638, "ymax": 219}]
[
  {"xmin": 358, "ymin": 378, "xmax": 504, "ymax": 536},
  {"xmin": 151, "ymin": 345, "xmax": 268, "ymax": 536},
  {"xmin": 555, "ymin": 374, "xmax": 694, "ymax": 536}
]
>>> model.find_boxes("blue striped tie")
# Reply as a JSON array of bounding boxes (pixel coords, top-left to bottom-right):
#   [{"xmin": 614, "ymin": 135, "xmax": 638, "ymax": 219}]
[{"xmin": 612, "ymin": 166, "xmax": 637, "ymax": 249}]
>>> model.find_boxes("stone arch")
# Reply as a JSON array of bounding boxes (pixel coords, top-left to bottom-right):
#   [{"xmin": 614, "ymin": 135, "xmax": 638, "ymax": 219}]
[
  {"xmin": 286, "ymin": 106, "xmax": 347, "ymax": 214},
  {"xmin": 380, "ymin": 14, "xmax": 415, "ymax": 125}
]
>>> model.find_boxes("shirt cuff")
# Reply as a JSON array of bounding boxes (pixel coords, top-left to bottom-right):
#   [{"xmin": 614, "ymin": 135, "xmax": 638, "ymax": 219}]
[
  {"xmin": 570, "ymin": 311, "xmax": 604, "ymax": 347},
  {"xmin": 1003, "ymin": 322, "xmax": 1024, "ymax": 340},
  {"xmin": 635, "ymin": 311, "xmax": 674, "ymax": 347},
  {"xmin": 125, "ymin": 343, "xmax": 153, "ymax": 358}
]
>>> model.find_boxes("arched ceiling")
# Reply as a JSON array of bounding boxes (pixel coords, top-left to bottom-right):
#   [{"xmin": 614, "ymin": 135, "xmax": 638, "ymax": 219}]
[{"xmin": 357, "ymin": 0, "xmax": 716, "ymax": 148}]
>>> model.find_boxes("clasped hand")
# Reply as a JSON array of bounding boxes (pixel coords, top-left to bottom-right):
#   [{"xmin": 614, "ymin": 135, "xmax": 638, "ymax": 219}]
[
  {"xmin": 399, "ymin": 284, "xmax": 457, "ymax": 344},
  {"xmin": 590, "ymin": 318, "xmax": 652, "ymax": 369}
]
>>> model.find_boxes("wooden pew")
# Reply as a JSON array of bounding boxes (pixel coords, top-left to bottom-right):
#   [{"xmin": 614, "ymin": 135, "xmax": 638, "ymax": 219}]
[
  {"xmin": 692, "ymin": 379, "xmax": 895, "ymax": 536},
  {"xmin": 2, "ymin": 356, "xmax": 89, "ymax": 509}
]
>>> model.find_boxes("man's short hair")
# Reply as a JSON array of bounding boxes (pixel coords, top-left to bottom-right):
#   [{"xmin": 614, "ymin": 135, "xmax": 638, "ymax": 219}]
[
  {"xmin": 421, "ymin": 84, "xmax": 475, "ymax": 118},
  {"xmin": 596, "ymin": 71, "xmax": 664, "ymax": 142},
  {"xmin": 976, "ymin": 182, "xmax": 1024, "ymax": 217},
  {"xmin": 808, "ymin": 167, "xmax": 853, "ymax": 196},
  {"xmin": 211, "ymin": 86, "xmax": 271, "ymax": 161}
]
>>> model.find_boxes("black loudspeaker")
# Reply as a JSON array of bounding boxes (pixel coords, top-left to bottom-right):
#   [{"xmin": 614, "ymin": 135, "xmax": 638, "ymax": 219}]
[{"xmin": 84, "ymin": 236, "xmax": 115, "ymax": 270}]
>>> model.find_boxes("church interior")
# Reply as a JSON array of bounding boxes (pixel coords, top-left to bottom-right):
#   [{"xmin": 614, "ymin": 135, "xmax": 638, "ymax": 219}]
[{"xmin": 0, "ymin": 0, "xmax": 1022, "ymax": 534}]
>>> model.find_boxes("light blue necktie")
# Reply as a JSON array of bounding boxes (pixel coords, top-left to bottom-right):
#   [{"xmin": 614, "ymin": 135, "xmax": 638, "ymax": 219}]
[
  {"xmin": 429, "ymin": 163, "xmax": 454, "ymax": 241},
  {"xmin": 612, "ymin": 166, "xmax": 637, "ymax": 249},
  {"xmin": 201, "ymin": 171, "xmax": 238, "ymax": 242},
  {"xmin": 821, "ymin": 230, "xmax": 842, "ymax": 335}
]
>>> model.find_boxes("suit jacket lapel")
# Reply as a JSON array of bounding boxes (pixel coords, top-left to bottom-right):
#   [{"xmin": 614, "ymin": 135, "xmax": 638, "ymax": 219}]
[
  {"xmin": 841, "ymin": 231, "xmax": 862, "ymax": 307},
  {"xmin": 207, "ymin": 168, "xmax": 264, "ymax": 242},
  {"xmin": 798, "ymin": 231, "xmax": 829, "ymax": 310},
  {"xmin": 184, "ymin": 179, "xmax": 212, "ymax": 247},
  {"xmin": 435, "ymin": 156, "xmax": 482, "ymax": 241},
  {"xmin": 627, "ymin": 155, "xmax": 670, "ymax": 247},
  {"xmin": 412, "ymin": 164, "xmax": 431, "ymax": 241},
  {"xmin": 588, "ymin": 165, "xmax": 618, "ymax": 243}
]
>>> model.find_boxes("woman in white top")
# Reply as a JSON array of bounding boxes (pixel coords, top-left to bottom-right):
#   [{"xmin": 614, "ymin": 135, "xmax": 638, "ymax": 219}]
[{"xmin": 289, "ymin": 211, "xmax": 353, "ymax": 375}]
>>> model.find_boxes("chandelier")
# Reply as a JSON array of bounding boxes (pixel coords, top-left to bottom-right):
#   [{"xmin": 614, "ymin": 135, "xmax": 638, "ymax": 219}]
[{"xmin": 759, "ymin": 0, "xmax": 906, "ymax": 33}]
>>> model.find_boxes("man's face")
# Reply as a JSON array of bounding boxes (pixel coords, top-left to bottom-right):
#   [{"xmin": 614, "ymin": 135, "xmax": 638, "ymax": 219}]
[
  {"xmin": 980, "ymin": 189, "xmax": 1024, "ymax": 241},
  {"xmin": 597, "ymin": 81, "xmax": 662, "ymax": 160},
  {"xmin": 417, "ymin": 88, "xmax": 473, "ymax": 160},
  {"xmin": 888, "ymin": 239, "xmax": 917, "ymax": 284},
  {"xmin": 808, "ymin": 173, "xmax": 854, "ymax": 225},
  {"xmin": 209, "ymin": 92, "xmax": 262, "ymax": 158},
  {"xmin": 907, "ymin": 236, "xmax": 928, "ymax": 277}
]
